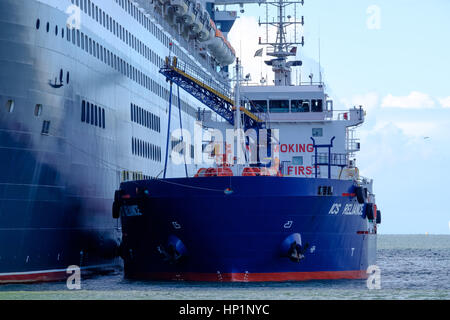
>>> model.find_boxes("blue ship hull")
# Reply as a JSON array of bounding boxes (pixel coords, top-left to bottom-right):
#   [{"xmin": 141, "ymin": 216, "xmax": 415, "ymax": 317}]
[{"xmin": 119, "ymin": 176, "xmax": 377, "ymax": 282}]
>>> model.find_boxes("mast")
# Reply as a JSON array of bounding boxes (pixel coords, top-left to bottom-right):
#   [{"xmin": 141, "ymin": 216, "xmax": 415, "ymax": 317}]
[
  {"xmin": 234, "ymin": 58, "xmax": 241, "ymax": 132},
  {"xmin": 258, "ymin": 0, "xmax": 305, "ymax": 86}
]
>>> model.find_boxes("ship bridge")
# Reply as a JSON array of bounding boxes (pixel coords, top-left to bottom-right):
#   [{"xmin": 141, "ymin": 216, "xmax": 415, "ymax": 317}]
[
  {"xmin": 240, "ymin": 84, "xmax": 365, "ymax": 127},
  {"xmin": 241, "ymin": 83, "xmax": 332, "ymax": 123}
]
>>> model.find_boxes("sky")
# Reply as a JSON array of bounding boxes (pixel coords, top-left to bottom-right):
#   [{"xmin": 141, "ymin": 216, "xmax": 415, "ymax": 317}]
[{"xmin": 225, "ymin": 0, "xmax": 450, "ymax": 234}]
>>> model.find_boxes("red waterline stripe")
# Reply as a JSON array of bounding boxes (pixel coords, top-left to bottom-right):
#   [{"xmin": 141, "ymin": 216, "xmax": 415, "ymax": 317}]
[
  {"xmin": 357, "ymin": 231, "xmax": 369, "ymax": 234},
  {"xmin": 128, "ymin": 270, "xmax": 368, "ymax": 282},
  {"xmin": 0, "ymin": 270, "xmax": 67, "ymax": 284},
  {"xmin": 0, "ymin": 264, "xmax": 116, "ymax": 284}
]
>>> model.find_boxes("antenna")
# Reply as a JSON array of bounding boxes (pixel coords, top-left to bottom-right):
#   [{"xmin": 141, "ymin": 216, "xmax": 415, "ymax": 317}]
[
  {"xmin": 258, "ymin": 0, "xmax": 305, "ymax": 86},
  {"xmin": 318, "ymin": 21, "xmax": 322, "ymax": 84}
]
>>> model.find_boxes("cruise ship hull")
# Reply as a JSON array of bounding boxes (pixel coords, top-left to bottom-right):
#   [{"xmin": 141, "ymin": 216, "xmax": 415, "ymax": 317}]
[
  {"xmin": 0, "ymin": 0, "xmax": 200, "ymax": 283},
  {"xmin": 119, "ymin": 177, "xmax": 377, "ymax": 282}
]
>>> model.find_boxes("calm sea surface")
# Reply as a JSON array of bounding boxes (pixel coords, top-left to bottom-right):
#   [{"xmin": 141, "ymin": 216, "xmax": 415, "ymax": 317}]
[{"xmin": 0, "ymin": 235, "xmax": 449, "ymax": 300}]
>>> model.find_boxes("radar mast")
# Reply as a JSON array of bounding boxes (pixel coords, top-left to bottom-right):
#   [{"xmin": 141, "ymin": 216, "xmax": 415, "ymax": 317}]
[{"xmin": 258, "ymin": 0, "xmax": 305, "ymax": 86}]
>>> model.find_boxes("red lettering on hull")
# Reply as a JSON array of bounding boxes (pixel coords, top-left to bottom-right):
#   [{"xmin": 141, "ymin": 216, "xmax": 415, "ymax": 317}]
[
  {"xmin": 286, "ymin": 166, "xmax": 313, "ymax": 176},
  {"xmin": 280, "ymin": 144, "xmax": 314, "ymax": 153}
]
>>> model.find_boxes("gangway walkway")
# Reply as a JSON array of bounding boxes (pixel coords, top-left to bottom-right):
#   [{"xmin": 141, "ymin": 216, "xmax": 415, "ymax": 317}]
[{"xmin": 159, "ymin": 56, "xmax": 264, "ymax": 129}]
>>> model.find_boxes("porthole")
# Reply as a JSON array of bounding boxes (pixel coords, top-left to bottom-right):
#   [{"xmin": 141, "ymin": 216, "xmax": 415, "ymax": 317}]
[
  {"xmin": 81, "ymin": 100, "xmax": 86, "ymax": 122},
  {"xmin": 41, "ymin": 120, "xmax": 50, "ymax": 135},
  {"xmin": 61, "ymin": 28, "xmax": 64, "ymax": 38},
  {"xmin": 98, "ymin": 108, "xmax": 102, "ymax": 128},
  {"xmin": 6, "ymin": 100, "xmax": 14, "ymax": 113},
  {"xmin": 86, "ymin": 103, "xmax": 90, "ymax": 123},
  {"xmin": 34, "ymin": 104, "xmax": 43, "ymax": 117},
  {"xmin": 36, "ymin": 19, "xmax": 40, "ymax": 30},
  {"xmin": 66, "ymin": 71, "xmax": 70, "ymax": 84},
  {"xmin": 46, "ymin": 22, "xmax": 49, "ymax": 32},
  {"xmin": 55, "ymin": 25, "xmax": 58, "ymax": 36}
]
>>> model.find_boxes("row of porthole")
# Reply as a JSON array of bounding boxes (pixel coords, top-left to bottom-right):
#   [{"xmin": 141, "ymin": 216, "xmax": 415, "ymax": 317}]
[
  {"xmin": 64, "ymin": 1, "xmax": 200, "ymax": 118},
  {"xmin": 81, "ymin": 100, "xmax": 106, "ymax": 129},
  {"xmin": 35, "ymin": 20, "xmax": 71, "ymax": 86},
  {"xmin": 58, "ymin": 69, "xmax": 70, "ymax": 85},
  {"xmin": 36, "ymin": 19, "xmax": 65, "ymax": 39},
  {"xmin": 35, "ymin": 17, "xmax": 195, "ymax": 119},
  {"xmin": 132, "ymin": 137, "xmax": 161, "ymax": 162},
  {"xmin": 5, "ymin": 100, "xmax": 43, "ymax": 117},
  {"xmin": 4, "ymin": 100, "xmax": 50, "ymax": 135},
  {"xmin": 121, "ymin": 170, "xmax": 155, "ymax": 182}
]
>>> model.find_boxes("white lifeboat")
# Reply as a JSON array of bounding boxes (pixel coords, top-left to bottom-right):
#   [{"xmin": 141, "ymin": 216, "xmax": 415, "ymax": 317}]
[{"xmin": 206, "ymin": 20, "xmax": 236, "ymax": 66}]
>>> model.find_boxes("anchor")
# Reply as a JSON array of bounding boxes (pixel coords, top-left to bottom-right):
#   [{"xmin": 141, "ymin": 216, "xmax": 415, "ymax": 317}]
[{"xmin": 287, "ymin": 241, "xmax": 309, "ymax": 263}]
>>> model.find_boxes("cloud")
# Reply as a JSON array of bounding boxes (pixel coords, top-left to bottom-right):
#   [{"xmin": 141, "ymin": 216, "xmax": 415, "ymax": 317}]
[
  {"xmin": 388, "ymin": 121, "xmax": 439, "ymax": 138},
  {"xmin": 228, "ymin": 16, "xmax": 269, "ymax": 84},
  {"xmin": 357, "ymin": 119, "xmax": 450, "ymax": 234},
  {"xmin": 340, "ymin": 92, "xmax": 379, "ymax": 111},
  {"xmin": 381, "ymin": 91, "xmax": 435, "ymax": 109},
  {"xmin": 439, "ymin": 96, "xmax": 450, "ymax": 108}
]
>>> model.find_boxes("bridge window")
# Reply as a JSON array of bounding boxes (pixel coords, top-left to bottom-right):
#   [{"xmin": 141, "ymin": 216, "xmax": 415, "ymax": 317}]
[
  {"xmin": 291, "ymin": 100, "xmax": 310, "ymax": 112},
  {"xmin": 269, "ymin": 100, "xmax": 289, "ymax": 113},
  {"xmin": 311, "ymin": 99, "xmax": 323, "ymax": 112},
  {"xmin": 250, "ymin": 100, "xmax": 267, "ymax": 113},
  {"xmin": 36, "ymin": 19, "xmax": 40, "ymax": 30}
]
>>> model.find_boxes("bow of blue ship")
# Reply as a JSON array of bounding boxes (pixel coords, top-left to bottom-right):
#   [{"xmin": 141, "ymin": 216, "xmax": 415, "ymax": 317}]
[{"xmin": 116, "ymin": 176, "xmax": 377, "ymax": 282}]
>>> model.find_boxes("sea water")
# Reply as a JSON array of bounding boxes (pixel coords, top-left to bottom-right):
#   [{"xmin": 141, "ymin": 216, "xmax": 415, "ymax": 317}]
[{"xmin": 0, "ymin": 235, "xmax": 449, "ymax": 300}]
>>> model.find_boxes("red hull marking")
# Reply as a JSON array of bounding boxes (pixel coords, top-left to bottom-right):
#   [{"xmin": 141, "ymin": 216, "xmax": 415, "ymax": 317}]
[
  {"xmin": 342, "ymin": 193, "xmax": 356, "ymax": 197},
  {"xmin": 0, "ymin": 264, "xmax": 115, "ymax": 284},
  {"xmin": 127, "ymin": 270, "xmax": 368, "ymax": 282},
  {"xmin": 0, "ymin": 271, "xmax": 67, "ymax": 284}
]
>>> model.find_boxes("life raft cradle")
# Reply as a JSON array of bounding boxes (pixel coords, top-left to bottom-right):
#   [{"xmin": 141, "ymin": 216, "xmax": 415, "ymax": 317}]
[{"xmin": 194, "ymin": 166, "xmax": 283, "ymax": 177}]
